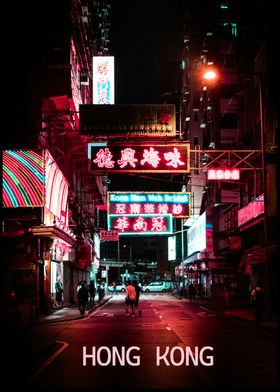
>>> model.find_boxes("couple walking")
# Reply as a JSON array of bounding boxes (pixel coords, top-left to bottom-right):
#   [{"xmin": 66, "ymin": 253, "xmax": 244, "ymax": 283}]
[{"xmin": 125, "ymin": 280, "xmax": 142, "ymax": 317}]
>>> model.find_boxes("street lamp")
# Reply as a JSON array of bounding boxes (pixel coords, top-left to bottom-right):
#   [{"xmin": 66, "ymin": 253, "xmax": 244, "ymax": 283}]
[
  {"xmin": 257, "ymin": 71, "xmax": 270, "ymax": 319},
  {"xmin": 202, "ymin": 66, "xmax": 219, "ymax": 85}
]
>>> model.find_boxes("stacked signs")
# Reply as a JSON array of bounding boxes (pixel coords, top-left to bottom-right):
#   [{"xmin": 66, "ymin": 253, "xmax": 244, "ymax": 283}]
[
  {"xmin": 106, "ymin": 192, "xmax": 191, "ymax": 236},
  {"xmin": 81, "ymin": 89, "xmax": 191, "ymax": 237}
]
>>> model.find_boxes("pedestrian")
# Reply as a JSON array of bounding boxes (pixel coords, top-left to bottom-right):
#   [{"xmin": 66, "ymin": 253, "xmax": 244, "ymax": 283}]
[
  {"xmin": 251, "ymin": 283, "xmax": 264, "ymax": 321},
  {"xmin": 124, "ymin": 280, "xmax": 137, "ymax": 317},
  {"xmin": 189, "ymin": 283, "xmax": 196, "ymax": 302},
  {"xmin": 55, "ymin": 276, "xmax": 63, "ymax": 307},
  {"xmin": 77, "ymin": 282, "xmax": 89, "ymax": 315},
  {"xmin": 133, "ymin": 280, "xmax": 143, "ymax": 316},
  {"xmin": 89, "ymin": 281, "xmax": 96, "ymax": 305},
  {"xmin": 112, "ymin": 281, "xmax": 117, "ymax": 295}
]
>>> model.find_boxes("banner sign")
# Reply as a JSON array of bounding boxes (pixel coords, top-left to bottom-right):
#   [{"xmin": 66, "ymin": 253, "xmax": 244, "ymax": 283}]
[
  {"xmin": 207, "ymin": 168, "xmax": 240, "ymax": 180},
  {"xmin": 107, "ymin": 192, "xmax": 191, "ymax": 218},
  {"xmin": 80, "ymin": 104, "xmax": 176, "ymax": 137},
  {"xmin": 108, "ymin": 214, "xmax": 173, "ymax": 236},
  {"xmin": 100, "ymin": 230, "xmax": 119, "ymax": 241},
  {"xmin": 89, "ymin": 143, "xmax": 190, "ymax": 173}
]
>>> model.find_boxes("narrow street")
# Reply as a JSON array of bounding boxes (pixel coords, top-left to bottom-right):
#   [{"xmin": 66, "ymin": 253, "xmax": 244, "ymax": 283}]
[{"xmin": 4, "ymin": 295, "xmax": 278, "ymax": 390}]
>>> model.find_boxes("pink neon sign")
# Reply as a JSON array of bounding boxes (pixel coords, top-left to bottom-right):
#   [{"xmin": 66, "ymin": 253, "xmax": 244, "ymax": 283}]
[
  {"xmin": 238, "ymin": 194, "xmax": 264, "ymax": 227},
  {"xmin": 89, "ymin": 144, "xmax": 190, "ymax": 173},
  {"xmin": 108, "ymin": 214, "xmax": 173, "ymax": 235},
  {"xmin": 207, "ymin": 168, "xmax": 240, "ymax": 180}
]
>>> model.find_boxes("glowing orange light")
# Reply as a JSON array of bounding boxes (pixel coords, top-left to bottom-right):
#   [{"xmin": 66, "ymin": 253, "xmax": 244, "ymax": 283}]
[{"xmin": 202, "ymin": 70, "xmax": 218, "ymax": 81}]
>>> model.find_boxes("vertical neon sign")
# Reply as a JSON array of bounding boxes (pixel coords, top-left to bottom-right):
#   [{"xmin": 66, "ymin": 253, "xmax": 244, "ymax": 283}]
[{"xmin": 93, "ymin": 56, "xmax": 115, "ymax": 104}]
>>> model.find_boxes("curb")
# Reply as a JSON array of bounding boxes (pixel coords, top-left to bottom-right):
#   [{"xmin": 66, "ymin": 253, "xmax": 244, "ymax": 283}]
[{"xmin": 31, "ymin": 296, "xmax": 112, "ymax": 325}]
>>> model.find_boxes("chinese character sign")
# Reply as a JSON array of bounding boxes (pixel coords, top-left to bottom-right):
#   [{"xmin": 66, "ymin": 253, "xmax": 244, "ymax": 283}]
[
  {"xmin": 108, "ymin": 214, "xmax": 173, "ymax": 236},
  {"xmin": 207, "ymin": 168, "xmax": 240, "ymax": 180},
  {"xmin": 107, "ymin": 192, "xmax": 191, "ymax": 218},
  {"xmin": 93, "ymin": 56, "xmax": 114, "ymax": 105},
  {"xmin": 89, "ymin": 144, "xmax": 190, "ymax": 173}
]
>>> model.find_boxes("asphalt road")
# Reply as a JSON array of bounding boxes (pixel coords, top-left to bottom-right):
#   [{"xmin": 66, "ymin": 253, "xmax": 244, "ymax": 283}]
[{"xmin": 3, "ymin": 294, "xmax": 278, "ymax": 391}]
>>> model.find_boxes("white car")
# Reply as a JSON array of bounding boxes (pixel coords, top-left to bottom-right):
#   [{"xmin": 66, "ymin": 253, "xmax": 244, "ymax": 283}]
[
  {"xmin": 143, "ymin": 281, "xmax": 167, "ymax": 293},
  {"xmin": 107, "ymin": 282, "xmax": 126, "ymax": 293}
]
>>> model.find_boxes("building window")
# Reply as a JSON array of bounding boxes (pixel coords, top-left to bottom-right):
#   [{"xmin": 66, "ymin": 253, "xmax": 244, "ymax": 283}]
[{"xmin": 220, "ymin": 113, "xmax": 238, "ymax": 128}]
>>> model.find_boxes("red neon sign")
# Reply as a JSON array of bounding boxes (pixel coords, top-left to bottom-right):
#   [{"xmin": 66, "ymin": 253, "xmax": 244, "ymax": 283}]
[
  {"xmin": 89, "ymin": 144, "xmax": 190, "ymax": 173},
  {"xmin": 108, "ymin": 214, "xmax": 173, "ymax": 235},
  {"xmin": 207, "ymin": 168, "xmax": 240, "ymax": 180}
]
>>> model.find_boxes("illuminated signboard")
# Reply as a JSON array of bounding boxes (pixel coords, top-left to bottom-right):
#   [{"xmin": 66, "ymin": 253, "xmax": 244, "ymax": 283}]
[
  {"xmin": 107, "ymin": 192, "xmax": 191, "ymax": 218},
  {"xmin": 207, "ymin": 168, "xmax": 240, "ymax": 180},
  {"xmin": 108, "ymin": 214, "xmax": 173, "ymax": 236},
  {"xmin": 2, "ymin": 150, "xmax": 69, "ymax": 226},
  {"xmin": 168, "ymin": 236, "xmax": 176, "ymax": 261},
  {"xmin": 100, "ymin": 230, "xmax": 119, "ymax": 241},
  {"xmin": 45, "ymin": 150, "xmax": 69, "ymax": 224},
  {"xmin": 93, "ymin": 56, "xmax": 114, "ymax": 104},
  {"xmin": 187, "ymin": 212, "xmax": 206, "ymax": 256},
  {"xmin": 2, "ymin": 150, "xmax": 44, "ymax": 207},
  {"xmin": 89, "ymin": 144, "xmax": 190, "ymax": 173},
  {"xmin": 80, "ymin": 104, "xmax": 176, "ymax": 137},
  {"xmin": 238, "ymin": 194, "xmax": 264, "ymax": 227}
]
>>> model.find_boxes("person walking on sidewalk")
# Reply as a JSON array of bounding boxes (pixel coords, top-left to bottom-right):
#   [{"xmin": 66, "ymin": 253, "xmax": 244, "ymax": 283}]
[
  {"xmin": 133, "ymin": 280, "xmax": 143, "ymax": 316},
  {"xmin": 78, "ymin": 282, "xmax": 89, "ymax": 315},
  {"xmin": 89, "ymin": 281, "xmax": 96, "ymax": 305},
  {"xmin": 251, "ymin": 283, "xmax": 264, "ymax": 321},
  {"xmin": 189, "ymin": 283, "xmax": 196, "ymax": 302},
  {"xmin": 55, "ymin": 276, "xmax": 63, "ymax": 307}
]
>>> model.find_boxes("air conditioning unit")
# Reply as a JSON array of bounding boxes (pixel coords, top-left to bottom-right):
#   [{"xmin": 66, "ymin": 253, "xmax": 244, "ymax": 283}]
[
  {"xmin": 82, "ymin": 6, "xmax": 89, "ymax": 15},
  {"xmin": 81, "ymin": 77, "xmax": 89, "ymax": 86}
]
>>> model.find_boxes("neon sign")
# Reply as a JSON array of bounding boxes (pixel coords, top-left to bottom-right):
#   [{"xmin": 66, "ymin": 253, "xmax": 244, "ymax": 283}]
[
  {"xmin": 92, "ymin": 56, "xmax": 114, "ymax": 105},
  {"xmin": 108, "ymin": 214, "xmax": 173, "ymax": 236},
  {"xmin": 207, "ymin": 168, "xmax": 240, "ymax": 180},
  {"xmin": 2, "ymin": 150, "xmax": 44, "ymax": 207},
  {"xmin": 89, "ymin": 144, "xmax": 190, "ymax": 173},
  {"xmin": 238, "ymin": 194, "xmax": 264, "ymax": 227},
  {"xmin": 108, "ymin": 192, "xmax": 191, "ymax": 218}
]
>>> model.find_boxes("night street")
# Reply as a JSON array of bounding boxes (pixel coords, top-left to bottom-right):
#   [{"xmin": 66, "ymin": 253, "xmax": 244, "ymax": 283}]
[
  {"xmin": 4, "ymin": 295, "xmax": 278, "ymax": 390},
  {"xmin": 1, "ymin": 1, "xmax": 279, "ymax": 391}
]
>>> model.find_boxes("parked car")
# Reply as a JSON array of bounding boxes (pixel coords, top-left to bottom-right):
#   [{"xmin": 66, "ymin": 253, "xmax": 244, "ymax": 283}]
[
  {"xmin": 107, "ymin": 282, "xmax": 126, "ymax": 293},
  {"xmin": 143, "ymin": 281, "xmax": 167, "ymax": 293},
  {"xmin": 162, "ymin": 280, "xmax": 175, "ymax": 291}
]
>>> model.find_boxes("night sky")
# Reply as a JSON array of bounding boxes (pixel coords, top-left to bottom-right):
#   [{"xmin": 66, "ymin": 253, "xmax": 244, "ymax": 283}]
[
  {"xmin": 108, "ymin": 0, "xmax": 184, "ymax": 192},
  {"xmin": 110, "ymin": 0, "xmax": 183, "ymax": 104}
]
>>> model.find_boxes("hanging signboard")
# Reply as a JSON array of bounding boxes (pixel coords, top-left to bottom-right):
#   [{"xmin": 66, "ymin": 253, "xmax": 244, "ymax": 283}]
[
  {"xmin": 100, "ymin": 230, "xmax": 119, "ymax": 241},
  {"xmin": 88, "ymin": 143, "xmax": 190, "ymax": 173},
  {"xmin": 80, "ymin": 104, "xmax": 176, "ymax": 137},
  {"xmin": 108, "ymin": 214, "xmax": 173, "ymax": 236},
  {"xmin": 107, "ymin": 191, "xmax": 191, "ymax": 218}
]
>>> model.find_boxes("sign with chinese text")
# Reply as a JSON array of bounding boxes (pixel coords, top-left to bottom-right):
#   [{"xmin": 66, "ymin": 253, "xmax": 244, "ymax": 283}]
[
  {"xmin": 107, "ymin": 192, "xmax": 191, "ymax": 218},
  {"xmin": 187, "ymin": 212, "xmax": 206, "ymax": 256},
  {"xmin": 93, "ymin": 56, "xmax": 114, "ymax": 104},
  {"xmin": 207, "ymin": 168, "xmax": 240, "ymax": 180},
  {"xmin": 238, "ymin": 194, "xmax": 264, "ymax": 227},
  {"xmin": 108, "ymin": 214, "xmax": 173, "ymax": 236},
  {"xmin": 100, "ymin": 230, "xmax": 119, "ymax": 241},
  {"xmin": 80, "ymin": 104, "xmax": 176, "ymax": 137},
  {"xmin": 89, "ymin": 143, "xmax": 190, "ymax": 173}
]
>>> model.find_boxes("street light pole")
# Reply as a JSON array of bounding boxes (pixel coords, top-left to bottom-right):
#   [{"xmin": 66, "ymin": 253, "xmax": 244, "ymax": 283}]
[{"xmin": 258, "ymin": 72, "xmax": 270, "ymax": 319}]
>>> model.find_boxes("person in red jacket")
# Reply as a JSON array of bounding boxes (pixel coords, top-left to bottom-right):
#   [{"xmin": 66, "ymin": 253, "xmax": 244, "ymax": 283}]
[{"xmin": 124, "ymin": 280, "xmax": 137, "ymax": 317}]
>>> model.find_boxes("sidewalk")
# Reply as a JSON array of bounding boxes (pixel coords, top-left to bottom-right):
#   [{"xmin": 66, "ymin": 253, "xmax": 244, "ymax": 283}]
[
  {"xmin": 223, "ymin": 307, "xmax": 278, "ymax": 333},
  {"xmin": 173, "ymin": 294, "xmax": 278, "ymax": 333},
  {"xmin": 31, "ymin": 295, "xmax": 112, "ymax": 325}
]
